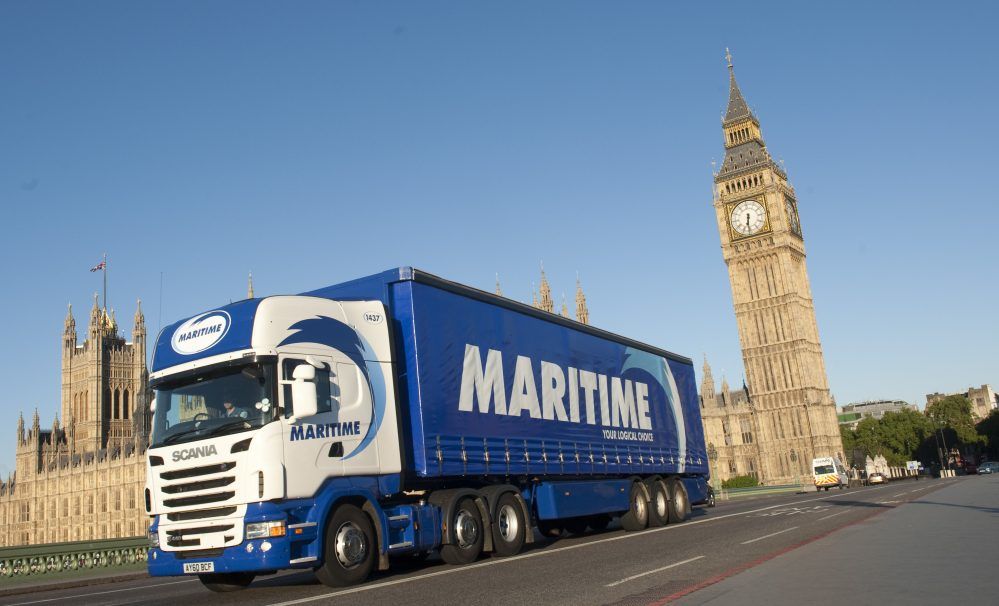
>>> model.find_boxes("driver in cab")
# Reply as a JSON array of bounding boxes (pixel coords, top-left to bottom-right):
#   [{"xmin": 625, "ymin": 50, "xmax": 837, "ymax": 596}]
[{"xmin": 222, "ymin": 400, "xmax": 248, "ymax": 419}]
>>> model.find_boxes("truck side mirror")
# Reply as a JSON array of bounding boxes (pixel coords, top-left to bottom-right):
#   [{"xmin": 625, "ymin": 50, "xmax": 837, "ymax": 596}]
[
  {"xmin": 150, "ymin": 398, "xmax": 157, "ymax": 413},
  {"xmin": 289, "ymin": 364, "xmax": 318, "ymax": 420}
]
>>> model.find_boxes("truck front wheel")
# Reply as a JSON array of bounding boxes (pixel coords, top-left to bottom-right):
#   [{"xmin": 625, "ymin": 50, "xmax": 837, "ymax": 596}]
[
  {"xmin": 315, "ymin": 505, "xmax": 376, "ymax": 588},
  {"xmin": 440, "ymin": 498, "xmax": 484, "ymax": 565},
  {"xmin": 491, "ymin": 493, "xmax": 527, "ymax": 556},
  {"xmin": 199, "ymin": 572, "xmax": 255, "ymax": 592}
]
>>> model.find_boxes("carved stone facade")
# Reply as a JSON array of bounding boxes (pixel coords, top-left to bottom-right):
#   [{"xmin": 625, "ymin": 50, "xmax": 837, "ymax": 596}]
[
  {"xmin": 709, "ymin": 52, "xmax": 844, "ymax": 484},
  {"xmin": 0, "ymin": 298, "xmax": 151, "ymax": 547},
  {"xmin": 698, "ymin": 357, "xmax": 762, "ymax": 483}
]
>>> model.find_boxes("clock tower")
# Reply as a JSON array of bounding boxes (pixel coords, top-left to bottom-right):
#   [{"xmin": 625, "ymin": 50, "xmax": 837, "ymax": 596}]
[{"xmin": 711, "ymin": 50, "xmax": 844, "ymax": 484}]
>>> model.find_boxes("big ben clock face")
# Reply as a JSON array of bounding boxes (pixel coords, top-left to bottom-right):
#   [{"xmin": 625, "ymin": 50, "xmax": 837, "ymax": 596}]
[{"xmin": 730, "ymin": 200, "xmax": 767, "ymax": 236}]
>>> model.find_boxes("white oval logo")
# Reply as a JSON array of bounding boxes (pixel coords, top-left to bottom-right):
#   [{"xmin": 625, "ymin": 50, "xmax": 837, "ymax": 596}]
[
  {"xmin": 363, "ymin": 311, "xmax": 383, "ymax": 325},
  {"xmin": 171, "ymin": 311, "xmax": 231, "ymax": 355}
]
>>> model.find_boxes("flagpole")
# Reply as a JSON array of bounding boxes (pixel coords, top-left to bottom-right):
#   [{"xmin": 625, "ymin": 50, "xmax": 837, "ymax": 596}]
[{"xmin": 103, "ymin": 252, "xmax": 108, "ymax": 312}]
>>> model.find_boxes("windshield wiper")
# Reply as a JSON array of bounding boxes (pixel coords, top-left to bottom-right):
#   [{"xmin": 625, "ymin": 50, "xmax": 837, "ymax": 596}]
[
  {"xmin": 158, "ymin": 427, "xmax": 206, "ymax": 446},
  {"xmin": 204, "ymin": 419, "xmax": 254, "ymax": 438}
]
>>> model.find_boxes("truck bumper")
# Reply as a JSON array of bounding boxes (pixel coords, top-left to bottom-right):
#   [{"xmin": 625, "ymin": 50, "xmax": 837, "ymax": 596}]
[{"xmin": 148, "ymin": 536, "xmax": 295, "ymax": 577}]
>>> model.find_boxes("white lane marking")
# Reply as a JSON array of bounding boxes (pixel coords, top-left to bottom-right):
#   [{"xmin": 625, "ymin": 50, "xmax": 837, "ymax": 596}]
[
  {"xmin": 7, "ymin": 579, "xmax": 196, "ymax": 606},
  {"xmin": 893, "ymin": 493, "xmax": 908, "ymax": 498},
  {"xmin": 741, "ymin": 526, "xmax": 799, "ymax": 545},
  {"xmin": 817, "ymin": 510, "xmax": 849, "ymax": 521},
  {"xmin": 265, "ymin": 483, "xmax": 906, "ymax": 606},
  {"xmin": 604, "ymin": 556, "xmax": 706, "ymax": 587}
]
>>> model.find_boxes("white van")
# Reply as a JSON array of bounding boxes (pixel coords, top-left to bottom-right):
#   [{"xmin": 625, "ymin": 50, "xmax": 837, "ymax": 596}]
[{"xmin": 812, "ymin": 456, "xmax": 849, "ymax": 491}]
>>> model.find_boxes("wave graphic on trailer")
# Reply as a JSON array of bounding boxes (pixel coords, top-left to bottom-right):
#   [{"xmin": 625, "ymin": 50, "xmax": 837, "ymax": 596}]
[
  {"xmin": 277, "ymin": 315, "xmax": 386, "ymax": 460},
  {"xmin": 621, "ymin": 347, "xmax": 687, "ymax": 472}
]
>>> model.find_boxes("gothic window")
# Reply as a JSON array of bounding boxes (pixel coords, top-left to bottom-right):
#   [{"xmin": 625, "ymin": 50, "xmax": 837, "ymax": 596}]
[
  {"xmin": 104, "ymin": 388, "xmax": 112, "ymax": 419},
  {"xmin": 728, "ymin": 460, "xmax": 737, "ymax": 474},
  {"xmin": 20, "ymin": 502, "xmax": 30, "ymax": 522},
  {"xmin": 123, "ymin": 390, "xmax": 130, "ymax": 420},
  {"xmin": 740, "ymin": 418, "xmax": 753, "ymax": 444}
]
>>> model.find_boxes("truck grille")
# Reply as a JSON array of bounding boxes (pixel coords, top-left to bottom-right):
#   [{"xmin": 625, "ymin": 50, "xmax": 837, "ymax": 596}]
[
  {"xmin": 163, "ymin": 491, "xmax": 236, "ymax": 508},
  {"xmin": 167, "ymin": 507, "xmax": 237, "ymax": 522},
  {"xmin": 161, "ymin": 477, "xmax": 235, "ymax": 494},
  {"xmin": 157, "ymin": 459, "xmax": 243, "ymax": 551},
  {"xmin": 160, "ymin": 462, "xmax": 236, "ymax": 481}
]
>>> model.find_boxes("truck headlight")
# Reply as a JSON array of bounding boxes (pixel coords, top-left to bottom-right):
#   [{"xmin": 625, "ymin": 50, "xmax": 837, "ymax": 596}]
[
  {"xmin": 149, "ymin": 530, "xmax": 160, "ymax": 549},
  {"xmin": 246, "ymin": 520, "xmax": 286, "ymax": 540}
]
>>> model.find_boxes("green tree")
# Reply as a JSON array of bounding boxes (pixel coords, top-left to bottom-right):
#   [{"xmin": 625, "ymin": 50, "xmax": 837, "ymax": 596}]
[
  {"xmin": 926, "ymin": 395, "xmax": 981, "ymax": 446},
  {"xmin": 853, "ymin": 417, "xmax": 885, "ymax": 460},
  {"xmin": 876, "ymin": 409, "xmax": 934, "ymax": 466}
]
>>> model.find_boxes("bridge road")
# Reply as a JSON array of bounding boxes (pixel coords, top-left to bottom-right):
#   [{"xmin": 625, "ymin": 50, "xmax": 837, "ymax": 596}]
[{"xmin": 0, "ymin": 478, "xmax": 960, "ymax": 606}]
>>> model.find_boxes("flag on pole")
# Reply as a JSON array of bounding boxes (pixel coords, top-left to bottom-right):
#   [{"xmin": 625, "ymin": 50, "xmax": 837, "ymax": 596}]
[
  {"xmin": 90, "ymin": 261, "xmax": 106, "ymax": 272},
  {"xmin": 742, "ymin": 379, "xmax": 752, "ymax": 404}
]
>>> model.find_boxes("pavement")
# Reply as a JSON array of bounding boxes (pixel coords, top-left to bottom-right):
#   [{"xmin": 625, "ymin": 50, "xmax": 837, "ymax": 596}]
[{"xmin": 0, "ymin": 475, "xmax": 989, "ymax": 606}]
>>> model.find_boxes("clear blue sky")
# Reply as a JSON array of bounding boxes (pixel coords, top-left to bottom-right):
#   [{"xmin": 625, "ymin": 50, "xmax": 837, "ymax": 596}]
[{"xmin": 1, "ymin": 1, "xmax": 997, "ymax": 474}]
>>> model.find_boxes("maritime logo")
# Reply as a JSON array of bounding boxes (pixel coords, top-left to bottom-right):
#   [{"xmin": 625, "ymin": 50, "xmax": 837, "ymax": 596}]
[{"xmin": 171, "ymin": 311, "xmax": 231, "ymax": 355}]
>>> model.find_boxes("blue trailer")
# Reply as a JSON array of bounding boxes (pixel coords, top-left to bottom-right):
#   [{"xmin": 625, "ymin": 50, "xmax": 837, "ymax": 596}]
[{"xmin": 144, "ymin": 267, "xmax": 709, "ymax": 591}]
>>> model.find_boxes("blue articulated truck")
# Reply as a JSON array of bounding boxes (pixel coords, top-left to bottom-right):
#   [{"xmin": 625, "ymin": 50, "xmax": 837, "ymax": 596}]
[{"xmin": 144, "ymin": 267, "xmax": 709, "ymax": 591}]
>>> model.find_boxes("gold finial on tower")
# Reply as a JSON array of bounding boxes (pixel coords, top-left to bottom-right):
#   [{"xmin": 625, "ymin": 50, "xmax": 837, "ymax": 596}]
[
  {"xmin": 247, "ymin": 272, "xmax": 254, "ymax": 299},
  {"xmin": 725, "ymin": 47, "xmax": 733, "ymax": 69}
]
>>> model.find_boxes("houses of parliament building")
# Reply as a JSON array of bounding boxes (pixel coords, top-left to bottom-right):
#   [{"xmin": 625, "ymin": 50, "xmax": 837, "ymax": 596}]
[{"xmin": 0, "ymin": 297, "xmax": 152, "ymax": 547}]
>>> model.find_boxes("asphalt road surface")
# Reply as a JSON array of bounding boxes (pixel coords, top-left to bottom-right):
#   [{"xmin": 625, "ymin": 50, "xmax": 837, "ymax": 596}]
[{"xmin": 1, "ymin": 476, "xmax": 984, "ymax": 606}]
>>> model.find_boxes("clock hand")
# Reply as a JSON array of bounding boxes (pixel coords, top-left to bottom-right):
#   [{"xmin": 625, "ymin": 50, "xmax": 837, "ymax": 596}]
[{"xmin": 746, "ymin": 213, "xmax": 751, "ymax": 230}]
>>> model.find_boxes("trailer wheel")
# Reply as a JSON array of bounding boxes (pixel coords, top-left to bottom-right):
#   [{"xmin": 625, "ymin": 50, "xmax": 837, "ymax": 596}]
[
  {"xmin": 315, "ymin": 505, "xmax": 376, "ymax": 587},
  {"xmin": 621, "ymin": 482, "xmax": 649, "ymax": 531},
  {"xmin": 667, "ymin": 479, "xmax": 689, "ymax": 523},
  {"xmin": 491, "ymin": 493, "xmax": 527, "ymax": 557},
  {"xmin": 199, "ymin": 572, "xmax": 255, "ymax": 592},
  {"xmin": 648, "ymin": 481, "xmax": 670, "ymax": 527},
  {"xmin": 441, "ymin": 498, "xmax": 484, "ymax": 565}
]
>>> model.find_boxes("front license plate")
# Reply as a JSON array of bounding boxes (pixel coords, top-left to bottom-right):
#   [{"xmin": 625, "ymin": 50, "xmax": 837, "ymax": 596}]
[{"xmin": 183, "ymin": 562, "xmax": 215, "ymax": 574}]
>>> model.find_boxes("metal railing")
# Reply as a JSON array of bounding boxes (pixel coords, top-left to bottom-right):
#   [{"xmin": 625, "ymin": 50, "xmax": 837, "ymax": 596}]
[{"xmin": 0, "ymin": 537, "xmax": 147, "ymax": 579}]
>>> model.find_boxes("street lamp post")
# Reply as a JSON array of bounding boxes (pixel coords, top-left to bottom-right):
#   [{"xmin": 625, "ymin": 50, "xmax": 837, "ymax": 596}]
[{"xmin": 707, "ymin": 443, "xmax": 719, "ymax": 494}]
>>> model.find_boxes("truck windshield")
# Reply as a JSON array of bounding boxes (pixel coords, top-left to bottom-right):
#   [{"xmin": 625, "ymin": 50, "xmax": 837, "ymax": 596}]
[
  {"xmin": 151, "ymin": 363, "xmax": 277, "ymax": 449},
  {"xmin": 814, "ymin": 465, "xmax": 835, "ymax": 474}
]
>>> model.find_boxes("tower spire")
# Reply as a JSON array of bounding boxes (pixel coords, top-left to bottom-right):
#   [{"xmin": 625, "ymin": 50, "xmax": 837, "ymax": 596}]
[
  {"xmin": 538, "ymin": 262, "xmax": 553, "ymax": 313},
  {"xmin": 574, "ymin": 274, "xmax": 589, "ymax": 325},
  {"xmin": 494, "ymin": 273, "xmax": 502, "ymax": 297},
  {"xmin": 724, "ymin": 49, "xmax": 753, "ymax": 124},
  {"xmin": 247, "ymin": 272, "xmax": 254, "ymax": 299}
]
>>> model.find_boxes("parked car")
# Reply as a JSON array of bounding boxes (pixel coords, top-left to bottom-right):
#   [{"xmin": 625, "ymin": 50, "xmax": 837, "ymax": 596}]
[
  {"xmin": 977, "ymin": 462, "xmax": 996, "ymax": 474},
  {"xmin": 963, "ymin": 461, "xmax": 978, "ymax": 475},
  {"xmin": 867, "ymin": 472, "xmax": 887, "ymax": 485}
]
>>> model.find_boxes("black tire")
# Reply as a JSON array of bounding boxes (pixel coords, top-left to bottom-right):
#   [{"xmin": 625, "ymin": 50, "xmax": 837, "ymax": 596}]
[
  {"xmin": 621, "ymin": 482, "xmax": 650, "ymax": 531},
  {"xmin": 587, "ymin": 514, "xmax": 611, "ymax": 532},
  {"xmin": 707, "ymin": 488, "xmax": 717, "ymax": 508},
  {"xmin": 440, "ymin": 498, "xmax": 484, "ymax": 565},
  {"xmin": 537, "ymin": 519, "xmax": 563, "ymax": 538},
  {"xmin": 199, "ymin": 572, "xmax": 255, "ymax": 592},
  {"xmin": 491, "ymin": 493, "xmax": 527, "ymax": 557},
  {"xmin": 563, "ymin": 517, "xmax": 589, "ymax": 535},
  {"xmin": 667, "ymin": 479, "xmax": 689, "ymax": 523},
  {"xmin": 648, "ymin": 481, "xmax": 670, "ymax": 527},
  {"xmin": 315, "ymin": 505, "xmax": 377, "ymax": 588}
]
